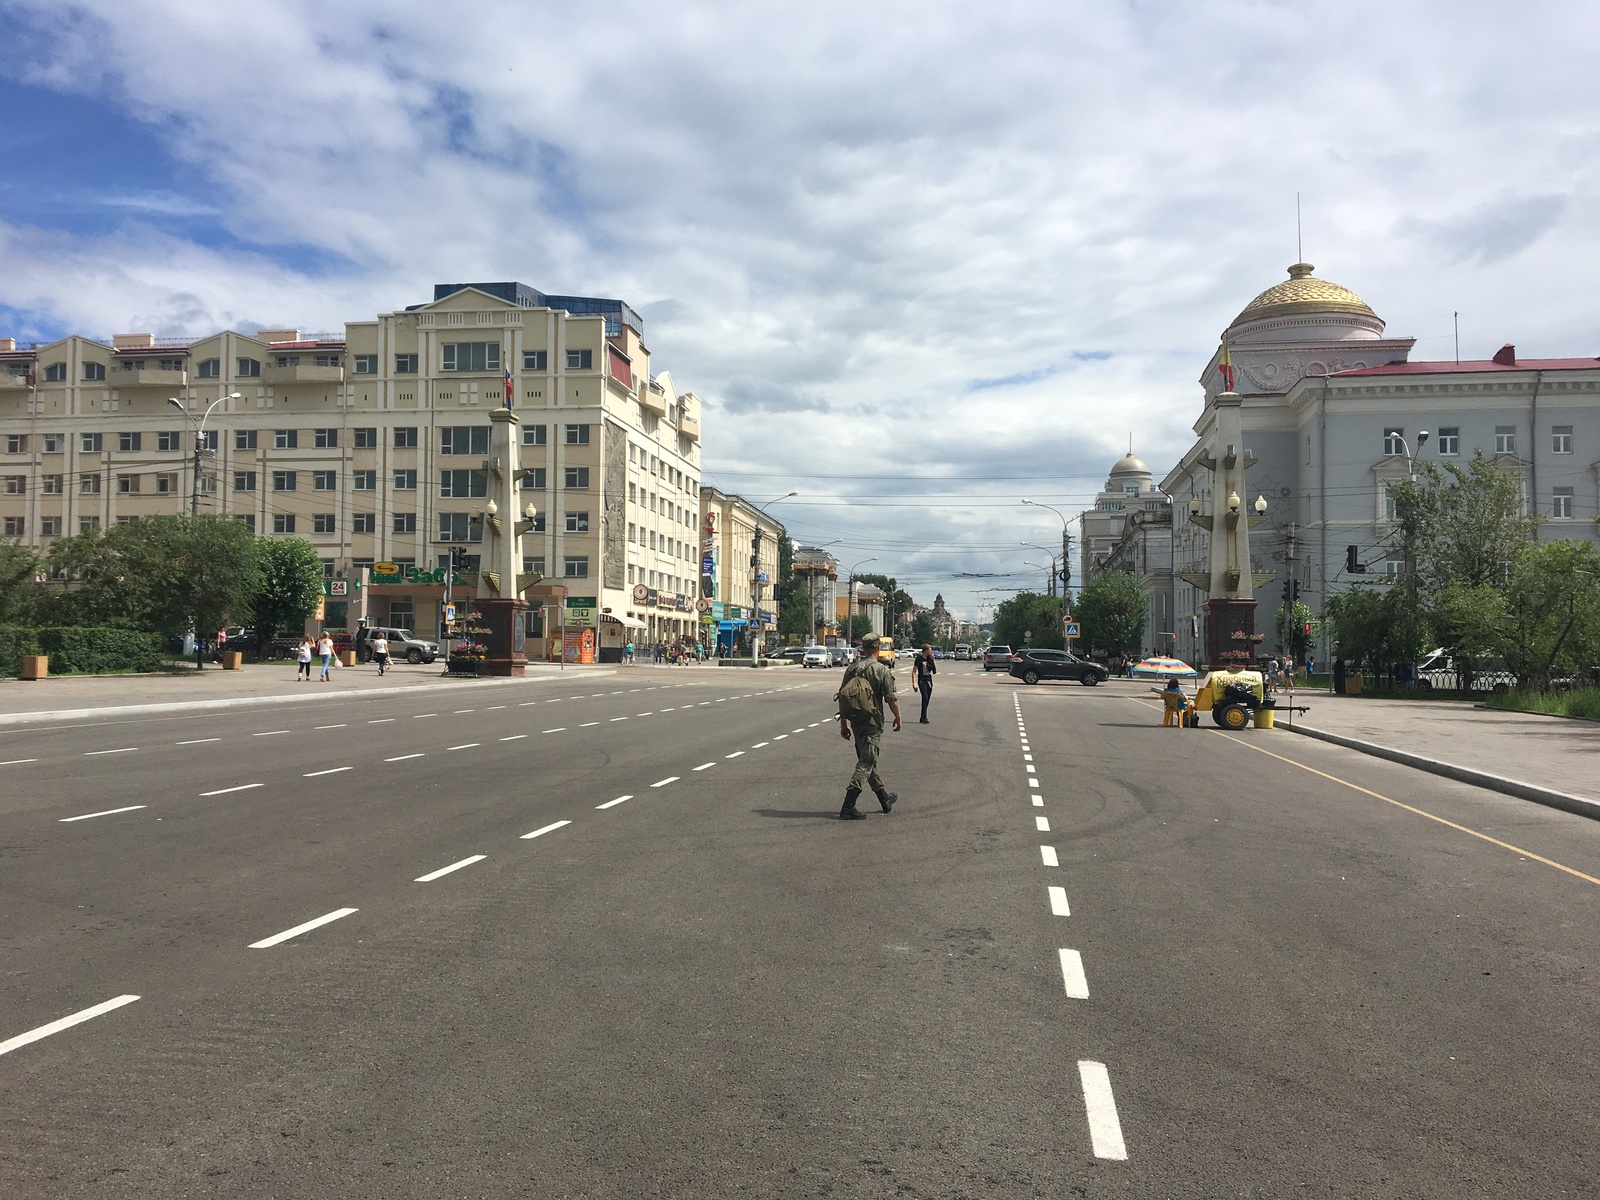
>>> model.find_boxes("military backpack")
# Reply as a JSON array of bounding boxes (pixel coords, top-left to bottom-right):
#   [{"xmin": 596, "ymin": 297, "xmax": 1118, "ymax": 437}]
[{"xmin": 835, "ymin": 669, "xmax": 880, "ymax": 723}]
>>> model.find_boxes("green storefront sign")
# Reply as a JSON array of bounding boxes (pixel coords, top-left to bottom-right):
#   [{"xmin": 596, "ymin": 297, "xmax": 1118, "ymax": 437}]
[
  {"xmin": 370, "ymin": 567, "xmax": 467, "ymax": 586},
  {"xmin": 565, "ymin": 595, "xmax": 598, "ymax": 627}
]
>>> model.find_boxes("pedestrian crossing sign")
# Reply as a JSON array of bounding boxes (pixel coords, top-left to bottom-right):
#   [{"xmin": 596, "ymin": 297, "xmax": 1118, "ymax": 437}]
[{"xmin": 1064, "ymin": 621, "xmax": 1081, "ymax": 638}]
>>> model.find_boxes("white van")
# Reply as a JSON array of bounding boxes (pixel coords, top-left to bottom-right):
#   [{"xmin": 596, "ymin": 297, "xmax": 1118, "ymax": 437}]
[{"xmin": 1415, "ymin": 649, "xmax": 1517, "ymax": 693}]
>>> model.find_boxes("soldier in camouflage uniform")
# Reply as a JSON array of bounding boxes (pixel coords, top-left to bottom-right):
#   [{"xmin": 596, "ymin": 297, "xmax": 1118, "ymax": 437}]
[{"xmin": 837, "ymin": 634, "xmax": 903, "ymax": 820}]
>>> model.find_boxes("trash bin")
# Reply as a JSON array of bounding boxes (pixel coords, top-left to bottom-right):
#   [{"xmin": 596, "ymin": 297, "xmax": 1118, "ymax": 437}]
[
  {"xmin": 1347, "ymin": 674, "xmax": 1363, "ymax": 696},
  {"xmin": 339, "ymin": 650, "xmax": 357, "ymax": 667},
  {"xmin": 1254, "ymin": 699, "xmax": 1276, "ymax": 729},
  {"xmin": 221, "ymin": 651, "xmax": 243, "ymax": 671}
]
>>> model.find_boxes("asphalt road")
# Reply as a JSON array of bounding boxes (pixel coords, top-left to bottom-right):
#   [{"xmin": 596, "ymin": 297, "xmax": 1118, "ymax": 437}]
[{"xmin": 2, "ymin": 664, "xmax": 1597, "ymax": 1197}]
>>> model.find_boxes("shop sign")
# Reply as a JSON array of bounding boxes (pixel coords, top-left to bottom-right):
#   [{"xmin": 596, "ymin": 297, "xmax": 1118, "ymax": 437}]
[
  {"xmin": 565, "ymin": 595, "xmax": 598, "ymax": 626},
  {"xmin": 632, "ymin": 583, "xmax": 649, "ymax": 602},
  {"xmin": 709, "ymin": 602, "xmax": 725, "ymax": 619},
  {"xmin": 701, "ymin": 555, "xmax": 715, "ymax": 576},
  {"xmin": 321, "ymin": 579, "xmax": 359, "ymax": 597},
  {"xmin": 370, "ymin": 565, "xmax": 465, "ymax": 587},
  {"xmin": 695, "ymin": 598, "xmax": 711, "ymax": 613}
]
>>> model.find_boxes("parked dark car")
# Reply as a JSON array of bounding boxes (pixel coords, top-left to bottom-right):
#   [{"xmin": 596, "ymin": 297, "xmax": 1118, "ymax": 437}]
[
  {"xmin": 769, "ymin": 646, "xmax": 808, "ymax": 662},
  {"xmin": 982, "ymin": 644, "xmax": 1013, "ymax": 671},
  {"xmin": 1008, "ymin": 648, "xmax": 1108, "ymax": 686}
]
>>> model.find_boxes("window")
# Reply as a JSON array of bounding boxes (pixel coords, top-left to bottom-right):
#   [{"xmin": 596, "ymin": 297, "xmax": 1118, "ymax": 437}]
[
  {"xmin": 394, "ymin": 426, "xmax": 418, "ymax": 448},
  {"xmin": 273, "ymin": 513, "xmax": 296, "ymax": 534},
  {"xmin": 116, "ymin": 474, "xmax": 140, "ymax": 494},
  {"xmin": 274, "ymin": 429, "xmax": 298, "ymax": 449},
  {"xmin": 40, "ymin": 516, "xmax": 61, "ymax": 537},
  {"xmin": 1436, "ymin": 426, "xmax": 1459, "ymax": 456},
  {"xmin": 44, "ymin": 362, "xmax": 67, "ymax": 382},
  {"xmin": 4, "ymin": 434, "xmax": 24, "ymax": 454},
  {"xmin": 351, "ymin": 557, "xmax": 374, "ymax": 571},
  {"xmin": 157, "ymin": 430, "xmax": 181, "ymax": 451},
  {"xmin": 354, "ymin": 427, "xmax": 378, "ymax": 448},
  {"xmin": 41, "ymin": 474, "xmax": 62, "ymax": 494},
  {"xmin": 437, "ymin": 512, "xmax": 483, "ymax": 543},
  {"xmin": 523, "ymin": 350, "xmax": 548, "ymax": 371},
  {"xmin": 197, "ymin": 358, "xmax": 220, "ymax": 378},
  {"xmin": 237, "ymin": 357, "xmax": 261, "ymax": 377},
  {"xmin": 1553, "ymin": 487, "xmax": 1575, "ymax": 518},
  {"xmin": 352, "ymin": 512, "xmax": 376, "ymax": 534},
  {"xmin": 353, "ymin": 355, "xmax": 378, "ymax": 374},
  {"xmin": 201, "ymin": 430, "xmax": 218, "ymax": 452},
  {"xmin": 394, "ymin": 469, "xmax": 417, "ymax": 490},
  {"xmin": 529, "ymin": 514, "xmax": 546, "ymax": 532},
  {"xmin": 522, "ymin": 467, "xmax": 547, "ymax": 490},
  {"xmin": 441, "ymin": 342, "xmax": 501, "ymax": 372},
  {"xmin": 628, "ymin": 522, "xmax": 636, "ymax": 543},
  {"xmin": 313, "ymin": 513, "xmax": 337, "ymax": 534},
  {"xmin": 43, "ymin": 434, "xmax": 62, "ymax": 454},
  {"xmin": 564, "ymin": 466, "xmax": 590, "ymax": 489},
  {"xmin": 272, "ymin": 470, "xmax": 297, "ymax": 491},
  {"xmin": 563, "ymin": 555, "xmax": 589, "ymax": 577},
  {"xmin": 565, "ymin": 349, "xmax": 593, "ymax": 370},
  {"xmin": 312, "ymin": 470, "xmax": 337, "ymax": 491},
  {"xmin": 160, "ymin": 358, "xmax": 185, "ymax": 372},
  {"xmin": 314, "ymin": 355, "xmax": 341, "ymax": 369},
  {"xmin": 3, "ymin": 516, "xmax": 23, "ymax": 537},
  {"xmin": 197, "ymin": 473, "xmax": 216, "ymax": 494},
  {"xmin": 394, "ymin": 353, "xmax": 418, "ymax": 374},
  {"xmin": 1553, "ymin": 425, "xmax": 1573, "ymax": 454},
  {"xmin": 79, "ymin": 516, "xmax": 100, "ymax": 533},
  {"xmin": 231, "ymin": 430, "xmax": 255, "ymax": 450},
  {"xmin": 522, "ymin": 424, "xmax": 547, "ymax": 446},
  {"xmin": 393, "ymin": 513, "xmax": 417, "ymax": 533},
  {"xmin": 81, "ymin": 432, "xmax": 103, "ymax": 453},
  {"xmin": 83, "ymin": 361, "xmax": 106, "ymax": 381},
  {"xmin": 523, "ymin": 556, "xmax": 545, "ymax": 575},
  {"xmin": 353, "ymin": 469, "xmax": 376, "ymax": 490},
  {"xmin": 118, "ymin": 431, "xmax": 142, "ymax": 452},
  {"xmin": 565, "ymin": 511, "xmax": 589, "ymax": 533},
  {"xmin": 1383, "ymin": 558, "xmax": 1406, "ymax": 578},
  {"xmin": 3, "ymin": 476, "xmax": 22, "ymax": 494},
  {"xmin": 629, "ymin": 445, "xmax": 637, "ymax": 463},
  {"xmin": 313, "ymin": 428, "xmax": 337, "ymax": 449},
  {"xmin": 564, "ymin": 424, "xmax": 590, "ymax": 445},
  {"xmin": 80, "ymin": 473, "xmax": 101, "ymax": 494},
  {"xmin": 155, "ymin": 472, "xmax": 177, "ymax": 493},
  {"xmin": 1383, "ymin": 485, "xmax": 1398, "ymax": 521},
  {"xmin": 1495, "ymin": 426, "xmax": 1517, "ymax": 455},
  {"xmin": 1383, "ymin": 427, "xmax": 1405, "ymax": 456},
  {"xmin": 441, "ymin": 469, "xmax": 487, "ymax": 498},
  {"xmin": 320, "ymin": 558, "xmax": 335, "ymax": 578},
  {"xmin": 440, "ymin": 426, "xmax": 490, "ymax": 455}
]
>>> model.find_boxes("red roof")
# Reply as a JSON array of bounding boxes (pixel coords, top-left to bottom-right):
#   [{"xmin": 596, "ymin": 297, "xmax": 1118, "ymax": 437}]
[{"xmin": 1333, "ymin": 357, "xmax": 1600, "ymax": 377}]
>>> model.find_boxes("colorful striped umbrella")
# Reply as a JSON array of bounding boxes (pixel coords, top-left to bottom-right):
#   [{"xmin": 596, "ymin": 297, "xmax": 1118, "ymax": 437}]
[{"xmin": 1130, "ymin": 656, "xmax": 1198, "ymax": 679}]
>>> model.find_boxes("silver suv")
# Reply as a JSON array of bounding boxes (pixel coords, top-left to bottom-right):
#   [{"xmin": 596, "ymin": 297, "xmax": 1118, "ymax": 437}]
[
  {"xmin": 982, "ymin": 644, "xmax": 1013, "ymax": 671},
  {"xmin": 356, "ymin": 625, "xmax": 439, "ymax": 665}
]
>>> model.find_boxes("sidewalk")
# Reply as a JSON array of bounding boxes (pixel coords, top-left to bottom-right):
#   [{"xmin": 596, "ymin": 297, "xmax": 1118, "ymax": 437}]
[{"xmin": 1279, "ymin": 692, "xmax": 1600, "ymax": 819}]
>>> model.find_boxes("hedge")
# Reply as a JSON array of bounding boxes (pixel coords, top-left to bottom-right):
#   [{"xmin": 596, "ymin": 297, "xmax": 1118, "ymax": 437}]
[{"xmin": 0, "ymin": 626, "xmax": 167, "ymax": 677}]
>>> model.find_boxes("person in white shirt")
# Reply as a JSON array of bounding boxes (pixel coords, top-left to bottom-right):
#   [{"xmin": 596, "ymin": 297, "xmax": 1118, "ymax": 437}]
[
  {"xmin": 296, "ymin": 636, "xmax": 314, "ymax": 681},
  {"xmin": 317, "ymin": 633, "xmax": 335, "ymax": 681},
  {"xmin": 372, "ymin": 634, "xmax": 390, "ymax": 675}
]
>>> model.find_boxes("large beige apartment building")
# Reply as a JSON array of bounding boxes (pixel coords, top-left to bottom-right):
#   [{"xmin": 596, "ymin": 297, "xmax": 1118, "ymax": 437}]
[{"xmin": 0, "ymin": 281, "xmax": 708, "ymax": 648}]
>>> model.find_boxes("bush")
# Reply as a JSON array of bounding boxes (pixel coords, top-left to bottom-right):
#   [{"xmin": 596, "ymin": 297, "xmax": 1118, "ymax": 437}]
[
  {"xmin": 0, "ymin": 625, "xmax": 165, "ymax": 676},
  {"xmin": 1483, "ymin": 688, "xmax": 1600, "ymax": 720}
]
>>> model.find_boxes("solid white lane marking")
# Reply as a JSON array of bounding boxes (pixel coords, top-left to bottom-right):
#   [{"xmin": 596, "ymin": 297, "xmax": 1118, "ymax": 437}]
[
  {"xmin": 521, "ymin": 820, "xmax": 571, "ymax": 840},
  {"xmin": 0, "ymin": 994, "xmax": 141, "ymax": 1057},
  {"xmin": 1, "ymin": 758, "xmax": 39, "ymax": 765},
  {"xmin": 304, "ymin": 766, "xmax": 352, "ymax": 777},
  {"xmin": 651, "ymin": 776, "xmax": 679, "ymax": 788},
  {"xmin": 315, "ymin": 724, "xmax": 347, "ymax": 730},
  {"xmin": 369, "ymin": 718, "xmax": 394, "ymax": 724},
  {"xmin": 580, "ymin": 721, "xmax": 600, "ymax": 728},
  {"xmin": 60, "ymin": 805, "xmax": 146, "ymax": 823},
  {"xmin": 415, "ymin": 854, "xmax": 487, "ymax": 882},
  {"xmin": 176, "ymin": 738, "xmax": 220, "ymax": 746},
  {"xmin": 254, "ymin": 730, "xmax": 290, "ymax": 737},
  {"xmin": 544, "ymin": 727, "xmax": 566, "ymax": 733},
  {"xmin": 1028, "ymin": 778, "xmax": 1040, "ymax": 789},
  {"xmin": 1036, "ymin": 815, "xmax": 1051, "ymax": 832},
  {"xmin": 1033, "ymin": 796, "xmax": 1044, "ymax": 807},
  {"xmin": 751, "ymin": 741, "xmax": 769, "ymax": 748},
  {"xmin": 1048, "ymin": 886, "xmax": 1071, "ymax": 916},
  {"xmin": 596, "ymin": 795, "xmax": 632, "ymax": 809},
  {"xmin": 249, "ymin": 907, "xmax": 358, "ymax": 949},
  {"xmin": 447, "ymin": 743, "xmax": 481, "ymax": 751},
  {"xmin": 725, "ymin": 751, "xmax": 744, "ymax": 758},
  {"xmin": 385, "ymin": 753, "xmax": 424, "ymax": 762},
  {"xmin": 1059, "ymin": 948, "xmax": 1089, "ymax": 998},
  {"xmin": 1078, "ymin": 1061, "xmax": 1129, "ymax": 1160},
  {"xmin": 86, "ymin": 747, "xmax": 138, "ymax": 756},
  {"xmin": 694, "ymin": 762, "xmax": 716, "ymax": 771},
  {"xmin": 1041, "ymin": 845, "xmax": 1059, "ymax": 867},
  {"xmin": 500, "ymin": 734, "xmax": 527, "ymax": 741},
  {"xmin": 200, "ymin": 783, "xmax": 262, "ymax": 797}
]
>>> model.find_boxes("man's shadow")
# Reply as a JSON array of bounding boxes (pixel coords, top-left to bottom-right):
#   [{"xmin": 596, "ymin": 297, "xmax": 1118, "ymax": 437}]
[{"xmin": 753, "ymin": 808, "xmax": 840, "ymax": 819}]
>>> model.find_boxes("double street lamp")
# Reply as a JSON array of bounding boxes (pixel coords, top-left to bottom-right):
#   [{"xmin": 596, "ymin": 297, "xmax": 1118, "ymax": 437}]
[
  {"xmin": 749, "ymin": 491, "xmax": 797, "ymax": 664},
  {"xmin": 168, "ymin": 393, "xmax": 240, "ymax": 516},
  {"xmin": 1021, "ymin": 499, "xmax": 1072, "ymax": 611},
  {"xmin": 847, "ymin": 555, "xmax": 878, "ymax": 647}
]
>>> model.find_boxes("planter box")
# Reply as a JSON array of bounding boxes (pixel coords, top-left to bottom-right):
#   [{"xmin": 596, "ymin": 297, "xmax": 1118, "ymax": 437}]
[
  {"xmin": 221, "ymin": 650, "xmax": 244, "ymax": 671},
  {"xmin": 20, "ymin": 655, "xmax": 47, "ymax": 681},
  {"xmin": 1347, "ymin": 674, "xmax": 1363, "ymax": 695},
  {"xmin": 339, "ymin": 650, "xmax": 357, "ymax": 667},
  {"xmin": 446, "ymin": 659, "xmax": 486, "ymax": 676}
]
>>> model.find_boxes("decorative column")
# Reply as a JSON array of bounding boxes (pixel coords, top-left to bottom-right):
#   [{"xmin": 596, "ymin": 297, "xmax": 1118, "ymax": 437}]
[
  {"xmin": 471, "ymin": 407, "xmax": 543, "ymax": 676},
  {"xmin": 1200, "ymin": 392, "xmax": 1263, "ymax": 668}
]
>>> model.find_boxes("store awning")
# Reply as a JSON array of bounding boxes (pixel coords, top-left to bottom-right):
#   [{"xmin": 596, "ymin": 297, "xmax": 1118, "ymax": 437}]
[{"xmin": 602, "ymin": 612, "xmax": 649, "ymax": 629}]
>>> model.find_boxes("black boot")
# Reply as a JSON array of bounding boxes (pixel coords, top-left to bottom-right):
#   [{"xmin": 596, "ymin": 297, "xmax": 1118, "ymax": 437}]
[
  {"xmin": 840, "ymin": 786, "xmax": 866, "ymax": 820},
  {"xmin": 874, "ymin": 787, "xmax": 898, "ymax": 814}
]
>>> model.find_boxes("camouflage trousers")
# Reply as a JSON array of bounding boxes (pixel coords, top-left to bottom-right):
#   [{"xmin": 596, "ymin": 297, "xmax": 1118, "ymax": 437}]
[{"xmin": 848, "ymin": 721, "xmax": 886, "ymax": 792}]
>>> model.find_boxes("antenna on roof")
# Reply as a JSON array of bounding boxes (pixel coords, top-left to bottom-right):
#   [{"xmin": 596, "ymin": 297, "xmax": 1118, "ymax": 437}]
[{"xmin": 1296, "ymin": 192, "xmax": 1303, "ymax": 263}]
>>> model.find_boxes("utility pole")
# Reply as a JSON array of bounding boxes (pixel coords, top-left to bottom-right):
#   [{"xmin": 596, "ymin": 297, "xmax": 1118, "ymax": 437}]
[{"xmin": 1283, "ymin": 522, "xmax": 1298, "ymax": 668}]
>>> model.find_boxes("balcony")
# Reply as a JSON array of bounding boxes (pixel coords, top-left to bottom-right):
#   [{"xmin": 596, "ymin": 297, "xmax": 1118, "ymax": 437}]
[
  {"xmin": 263, "ymin": 363, "xmax": 345, "ymax": 384},
  {"xmin": 640, "ymin": 388, "xmax": 668, "ymax": 418},
  {"xmin": 0, "ymin": 372, "xmax": 31, "ymax": 390},
  {"xmin": 679, "ymin": 415, "xmax": 700, "ymax": 442}
]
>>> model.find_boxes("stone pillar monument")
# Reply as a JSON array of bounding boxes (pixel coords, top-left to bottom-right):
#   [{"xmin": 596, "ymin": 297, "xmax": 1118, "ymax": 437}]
[
  {"xmin": 1185, "ymin": 392, "xmax": 1268, "ymax": 668},
  {"xmin": 471, "ymin": 407, "xmax": 543, "ymax": 676}
]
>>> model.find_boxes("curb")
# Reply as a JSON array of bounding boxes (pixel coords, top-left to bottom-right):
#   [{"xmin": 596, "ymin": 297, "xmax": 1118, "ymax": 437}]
[
  {"xmin": 0, "ymin": 668, "xmax": 616, "ymax": 728},
  {"xmin": 1282, "ymin": 722, "xmax": 1600, "ymax": 823}
]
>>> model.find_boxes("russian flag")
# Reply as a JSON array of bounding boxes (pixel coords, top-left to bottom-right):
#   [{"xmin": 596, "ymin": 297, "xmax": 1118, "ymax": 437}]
[{"xmin": 504, "ymin": 367, "xmax": 514, "ymax": 409}]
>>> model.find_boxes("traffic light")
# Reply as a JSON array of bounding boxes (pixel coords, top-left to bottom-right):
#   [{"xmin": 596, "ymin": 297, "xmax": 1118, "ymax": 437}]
[
  {"xmin": 1345, "ymin": 545, "xmax": 1364, "ymax": 574},
  {"xmin": 1304, "ymin": 621, "xmax": 1312, "ymax": 635},
  {"xmin": 1291, "ymin": 580, "xmax": 1301, "ymax": 602}
]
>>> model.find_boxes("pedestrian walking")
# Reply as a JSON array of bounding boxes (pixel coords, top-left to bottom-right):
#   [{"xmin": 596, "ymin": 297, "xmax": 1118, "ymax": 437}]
[
  {"xmin": 624, "ymin": 640, "xmax": 635, "ymax": 665},
  {"xmin": 372, "ymin": 632, "xmax": 390, "ymax": 676},
  {"xmin": 317, "ymin": 633, "xmax": 335, "ymax": 681},
  {"xmin": 834, "ymin": 633, "xmax": 902, "ymax": 820},
  {"xmin": 296, "ymin": 636, "xmax": 314, "ymax": 681},
  {"xmin": 913, "ymin": 642, "xmax": 937, "ymax": 724}
]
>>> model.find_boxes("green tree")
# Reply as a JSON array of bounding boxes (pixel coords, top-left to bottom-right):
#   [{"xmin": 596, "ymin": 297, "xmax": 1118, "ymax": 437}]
[
  {"xmin": 1501, "ymin": 540, "xmax": 1600, "ymax": 691},
  {"xmin": 910, "ymin": 610, "xmax": 936, "ymax": 646},
  {"xmin": 1273, "ymin": 600, "xmax": 1314, "ymax": 658},
  {"xmin": 43, "ymin": 524, "xmax": 154, "ymax": 627},
  {"xmin": 1323, "ymin": 587, "xmax": 1419, "ymax": 677},
  {"xmin": 0, "ymin": 541, "xmax": 43, "ymax": 624},
  {"xmin": 252, "ymin": 536, "xmax": 325, "ymax": 652},
  {"xmin": 993, "ymin": 591, "xmax": 1063, "ymax": 651},
  {"xmin": 135, "ymin": 516, "xmax": 262, "ymax": 658},
  {"xmin": 1074, "ymin": 571, "xmax": 1147, "ymax": 656}
]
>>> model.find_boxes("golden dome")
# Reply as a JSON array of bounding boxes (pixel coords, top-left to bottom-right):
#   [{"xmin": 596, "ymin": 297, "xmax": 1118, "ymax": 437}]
[{"xmin": 1230, "ymin": 262, "xmax": 1377, "ymax": 327}]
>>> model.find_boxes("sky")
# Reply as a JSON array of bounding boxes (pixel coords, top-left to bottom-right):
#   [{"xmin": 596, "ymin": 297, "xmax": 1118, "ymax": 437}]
[{"xmin": 3, "ymin": 0, "xmax": 1599, "ymax": 620}]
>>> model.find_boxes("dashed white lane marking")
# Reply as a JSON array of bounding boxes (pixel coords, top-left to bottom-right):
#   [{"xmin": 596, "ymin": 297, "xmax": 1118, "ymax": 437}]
[
  {"xmin": 548, "ymin": 698, "xmax": 562, "ymax": 703},
  {"xmin": 792, "ymin": 728, "xmax": 806, "ymax": 733},
  {"xmin": 316, "ymin": 724, "xmax": 347, "ymax": 730},
  {"xmin": 630, "ymin": 688, "xmax": 641, "ymax": 692},
  {"xmin": 1048, "ymin": 886, "xmax": 1071, "ymax": 916},
  {"xmin": 660, "ymin": 707, "xmax": 675, "ymax": 712},
  {"xmin": 200, "ymin": 783, "xmax": 262, "ymax": 797},
  {"xmin": 651, "ymin": 776, "xmax": 680, "ymax": 788},
  {"xmin": 1036, "ymin": 815, "xmax": 1051, "ymax": 832},
  {"xmin": 500, "ymin": 734, "xmax": 527, "ymax": 741},
  {"xmin": 544, "ymin": 727, "xmax": 566, "ymax": 733},
  {"xmin": 249, "ymin": 907, "xmax": 359, "ymax": 949},
  {"xmin": 86, "ymin": 747, "xmax": 138, "ymax": 756},
  {"xmin": 1028, "ymin": 778, "xmax": 1040, "ymax": 789},
  {"xmin": 596, "ymin": 794, "xmax": 632, "ymax": 809},
  {"xmin": 415, "ymin": 854, "xmax": 487, "ymax": 882},
  {"xmin": 254, "ymin": 730, "xmax": 290, "ymax": 738},
  {"xmin": 369, "ymin": 718, "xmax": 394, "ymax": 724},
  {"xmin": 774, "ymin": 734, "xmax": 788, "ymax": 740},
  {"xmin": 60, "ymin": 805, "xmax": 146, "ymax": 822},
  {"xmin": 693, "ymin": 762, "xmax": 716, "ymax": 771},
  {"xmin": 176, "ymin": 738, "xmax": 220, "ymax": 746},
  {"xmin": 1059, "ymin": 949, "xmax": 1090, "ymax": 998},
  {"xmin": 0, "ymin": 758, "xmax": 39, "ymax": 765},
  {"xmin": 715, "ymin": 698, "xmax": 727, "ymax": 703},
  {"xmin": 385, "ymin": 753, "xmax": 424, "ymax": 762},
  {"xmin": 304, "ymin": 766, "xmax": 352, "ymax": 777},
  {"xmin": 1041, "ymin": 845, "xmax": 1059, "ymax": 867},
  {"xmin": 637, "ymin": 711, "xmax": 653, "ymax": 716},
  {"xmin": 0, "ymin": 994, "xmax": 141, "ymax": 1057},
  {"xmin": 487, "ymin": 705, "xmax": 506, "ymax": 710},
  {"xmin": 1078, "ymin": 1061, "xmax": 1129, "ymax": 1160},
  {"xmin": 751, "ymin": 741, "xmax": 769, "ymax": 749},
  {"xmin": 413, "ymin": 713, "xmax": 437, "ymax": 719},
  {"xmin": 521, "ymin": 820, "xmax": 571, "ymax": 840},
  {"xmin": 579, "ymin": 721, "xmax": 600, "ymax": 728},
  {"xmin": 725, "ymin": 751, "xmax": 745, "ymax": 759},
  {"xmin": 1032, "ymin": 796, "xmax": 1045, "ymax": 807},
  {"xmin": 457, "ymin": 708, "xmax": 478, "ymax": 713},
  {"xmin": 1023, "ymin": 754, "xmax": 1033, "ymax": 762},
  {"xmin": 447, "ymin": 743, "xmax": 481, "ymax": 751},
  {"xmin": 609, "ymin": 716, "xmax": 629, "ymax": 722},
  {"xmin": 1026, "ymin": 765, "xmax": 1036, "ymax": 773},
  {"xmin": 699, "ymin": 701, "xmax": 711, "ymax": 706}
]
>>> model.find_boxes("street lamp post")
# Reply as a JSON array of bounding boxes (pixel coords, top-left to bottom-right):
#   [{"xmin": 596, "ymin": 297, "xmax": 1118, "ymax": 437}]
[
  {"xmin": 748, "ymin": 491, "xmax": 797, "ymax": 664},
  {"xmin": 1021, "ymin": 499, "xmax": 1072, "ymax": 610},
  {"xmin": 847, "ymin": 555, "xmax": 877, "ymax": 648},
  {"xmin": 169, "ymin": 393, "xmax": 241, "ymax": 516}
]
